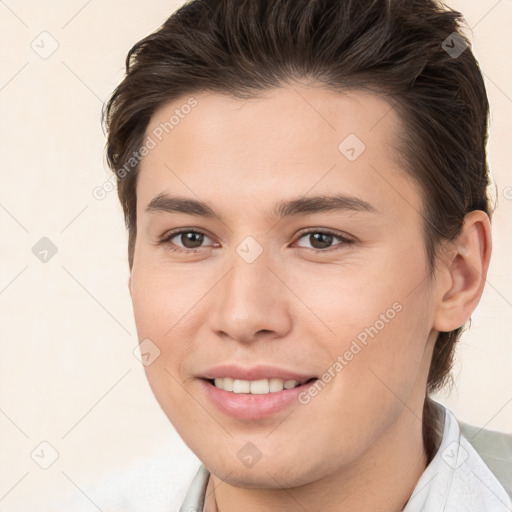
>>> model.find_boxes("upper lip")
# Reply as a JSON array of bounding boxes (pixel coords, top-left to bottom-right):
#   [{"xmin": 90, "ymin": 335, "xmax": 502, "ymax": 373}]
[{"xmin": 200, "ymin": 364, "xmax": 317, "ymax": 383}]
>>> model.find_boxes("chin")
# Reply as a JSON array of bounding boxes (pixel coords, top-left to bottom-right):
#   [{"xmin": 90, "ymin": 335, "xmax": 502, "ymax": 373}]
[{"xmin": 204, "ymin": 454, "xmax": 327, "ymax": 490}]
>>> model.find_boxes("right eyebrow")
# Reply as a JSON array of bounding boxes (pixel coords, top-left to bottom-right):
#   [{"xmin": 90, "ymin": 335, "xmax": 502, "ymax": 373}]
[{"xmin": 145, "ymin": 194, "xmax": 219, "ymax": 218}]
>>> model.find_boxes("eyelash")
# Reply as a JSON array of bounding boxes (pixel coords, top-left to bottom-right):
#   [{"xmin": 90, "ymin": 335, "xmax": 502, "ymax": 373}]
[{"xmin": 157, "ymin": 228, "xmax": 354, "ymax": 255}]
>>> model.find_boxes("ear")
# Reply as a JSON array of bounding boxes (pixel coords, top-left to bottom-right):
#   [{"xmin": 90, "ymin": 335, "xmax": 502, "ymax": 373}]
[{"xmin": 433, "ymin": 210, "xmax": 492, "ymax": 332}]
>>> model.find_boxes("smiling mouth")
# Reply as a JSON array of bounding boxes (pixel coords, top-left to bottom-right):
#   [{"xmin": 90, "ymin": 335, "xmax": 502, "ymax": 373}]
[{"xmin": 206, "ymin": 377, "xmax": 318, "ymax": 394}]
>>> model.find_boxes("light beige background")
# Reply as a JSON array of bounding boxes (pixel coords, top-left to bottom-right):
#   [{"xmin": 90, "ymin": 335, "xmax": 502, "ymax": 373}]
[{"xmin": 0, "ymin": 0, "xmax": 511, "ymax": 509}]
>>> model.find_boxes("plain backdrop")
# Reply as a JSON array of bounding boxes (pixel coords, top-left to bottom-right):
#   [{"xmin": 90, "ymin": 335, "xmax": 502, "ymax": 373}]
[{"xmin": 0, "ymin": 0, "xmax": 511, "ymax": 509}]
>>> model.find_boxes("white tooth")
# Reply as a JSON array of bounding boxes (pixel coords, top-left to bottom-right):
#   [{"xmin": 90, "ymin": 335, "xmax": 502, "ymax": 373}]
[
  {"xmin": 223, "ymin": 377, "xmax": 234, "ymax": 391},
  {"xmin": 232, "ymin": 379, "xmax": 251, "ymax": 393},
  {"xmin": 250, "ymin": 379, "xmax": 270, "ymax": 394},
  {"xmin": 214, "ymin": 377, "xmax": 301, "ymax": 393},
  {"xmin": 269, "ymin": 378, "xmax": 285, "ymax": 392}
]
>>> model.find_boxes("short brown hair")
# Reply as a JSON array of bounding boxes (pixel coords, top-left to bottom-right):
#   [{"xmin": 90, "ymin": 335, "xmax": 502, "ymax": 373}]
[{"xmin": 102, "ymin": 0, "xmax": 492, "ymax": 461}]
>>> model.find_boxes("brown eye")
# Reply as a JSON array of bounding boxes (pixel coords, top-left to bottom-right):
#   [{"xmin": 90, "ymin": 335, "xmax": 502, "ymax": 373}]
[
  {"xmin": 308, "ymin": 232, "xmax": 334, "ymax": 249},
  {"xmin": 176, "ymin": 231, "xmax": 205, "ymax": 249}
]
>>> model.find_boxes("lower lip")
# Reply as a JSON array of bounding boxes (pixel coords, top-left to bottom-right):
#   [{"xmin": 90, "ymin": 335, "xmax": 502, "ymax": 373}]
[{"xmin": 200, "ymin": 379, "xmax": 317, "ymax": 420}]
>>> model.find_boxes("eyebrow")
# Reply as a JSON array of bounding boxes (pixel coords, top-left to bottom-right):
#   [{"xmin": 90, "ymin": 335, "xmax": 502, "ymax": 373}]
[{"xmin": 145, "ymin": 193, "xmax": 377, "ymax": 220}]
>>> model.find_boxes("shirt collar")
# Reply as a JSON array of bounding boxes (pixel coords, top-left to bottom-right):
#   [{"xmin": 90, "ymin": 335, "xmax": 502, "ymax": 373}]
[
  {"xmin": 179, "ymin": 463, "xmax": 210, "ymax": 512},
  {"xmin": 403, "ymin": 402, "xmax": 512, "ymax": 511}
]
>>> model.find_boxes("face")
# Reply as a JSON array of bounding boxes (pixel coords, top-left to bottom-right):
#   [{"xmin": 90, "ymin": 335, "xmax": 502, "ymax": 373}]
[{"xmin": 129, "ymin": 84, "xmax": 439, "ymax": 487}]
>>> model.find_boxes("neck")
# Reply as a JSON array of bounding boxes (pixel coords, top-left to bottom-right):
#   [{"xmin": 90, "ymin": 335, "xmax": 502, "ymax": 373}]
[{"xmin": 204, "ymin": 403, "xmax": 430, "ymax": 512}]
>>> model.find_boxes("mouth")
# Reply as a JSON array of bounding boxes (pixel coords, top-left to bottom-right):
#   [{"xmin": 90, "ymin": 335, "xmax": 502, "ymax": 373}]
[
  {"xmin": 199, "ymin": 376, "xmax": 319, "ymax": 420},
  {"xmin": 198, "ymin": 364, "xmax": 320, "ymax": 419}
]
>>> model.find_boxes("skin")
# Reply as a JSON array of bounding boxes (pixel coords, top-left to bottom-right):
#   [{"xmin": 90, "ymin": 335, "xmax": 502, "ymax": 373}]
[{"xmin": 128, "ymin": 82, "xmax": 491, "ymax": 512}]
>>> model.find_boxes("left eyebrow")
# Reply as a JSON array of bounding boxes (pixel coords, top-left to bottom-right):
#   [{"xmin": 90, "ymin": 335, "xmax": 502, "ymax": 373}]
[{"xmin": 144, "ymin": 193, "xmax": 378, "ymax": 221}]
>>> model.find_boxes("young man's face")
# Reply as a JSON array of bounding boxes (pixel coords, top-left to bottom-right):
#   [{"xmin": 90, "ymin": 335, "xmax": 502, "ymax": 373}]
[{"xmin": 129, "ymin": 84, "xmax": 440, "ymax": 486}]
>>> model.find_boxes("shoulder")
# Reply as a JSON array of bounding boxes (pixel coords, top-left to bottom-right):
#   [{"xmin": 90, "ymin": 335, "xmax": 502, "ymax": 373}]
[
  {"xmin": 25, "ymin": 447, "xmax": 201, "ymax": 512},
  {"xmin": 458, "ymin": 418, "xmax": 512, "ymax": 499}
]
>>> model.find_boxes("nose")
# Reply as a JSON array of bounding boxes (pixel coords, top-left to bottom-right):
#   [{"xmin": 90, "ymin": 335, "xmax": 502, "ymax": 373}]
[{"xmin": 208, "ymin": 246, "xmax": 293, "ymax": 344}]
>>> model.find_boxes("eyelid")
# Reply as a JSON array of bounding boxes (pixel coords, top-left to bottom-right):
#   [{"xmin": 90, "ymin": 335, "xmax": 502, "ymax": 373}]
[{"xmin": 295, "ymin": 227, "xmax": 354, "ymax": 242}]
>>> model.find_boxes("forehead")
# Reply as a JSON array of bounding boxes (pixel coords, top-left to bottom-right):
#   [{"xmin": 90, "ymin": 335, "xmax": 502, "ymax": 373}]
[{"xmin": 136, "ymin": 84, "xmax": 420, "ymax": 221}]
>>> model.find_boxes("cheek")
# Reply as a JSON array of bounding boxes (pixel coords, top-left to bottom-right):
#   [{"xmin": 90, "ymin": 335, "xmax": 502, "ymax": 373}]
[
  {"xmin": 130, "ymin": 262, "xmax": 205, "ymax": 341},
  {"xmin": 289, "ymin": 259, "xmax": 422, "ymax": 347},
  {"xmin": 129, "ymin": 267, "xmax": 199, "ymax": 405},
  {"xmin": 296, "ymin": 250, "xmax": 432, "ymax": 402},
  {"xmin": 325, "ymin": 285, "xmax": 432, "ymax": 420}
]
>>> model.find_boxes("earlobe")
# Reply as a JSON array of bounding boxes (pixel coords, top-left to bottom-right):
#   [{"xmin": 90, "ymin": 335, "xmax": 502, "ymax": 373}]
[{"xmin": 433, "ymin": 210, "xmax": 492, "ymax": 332}]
